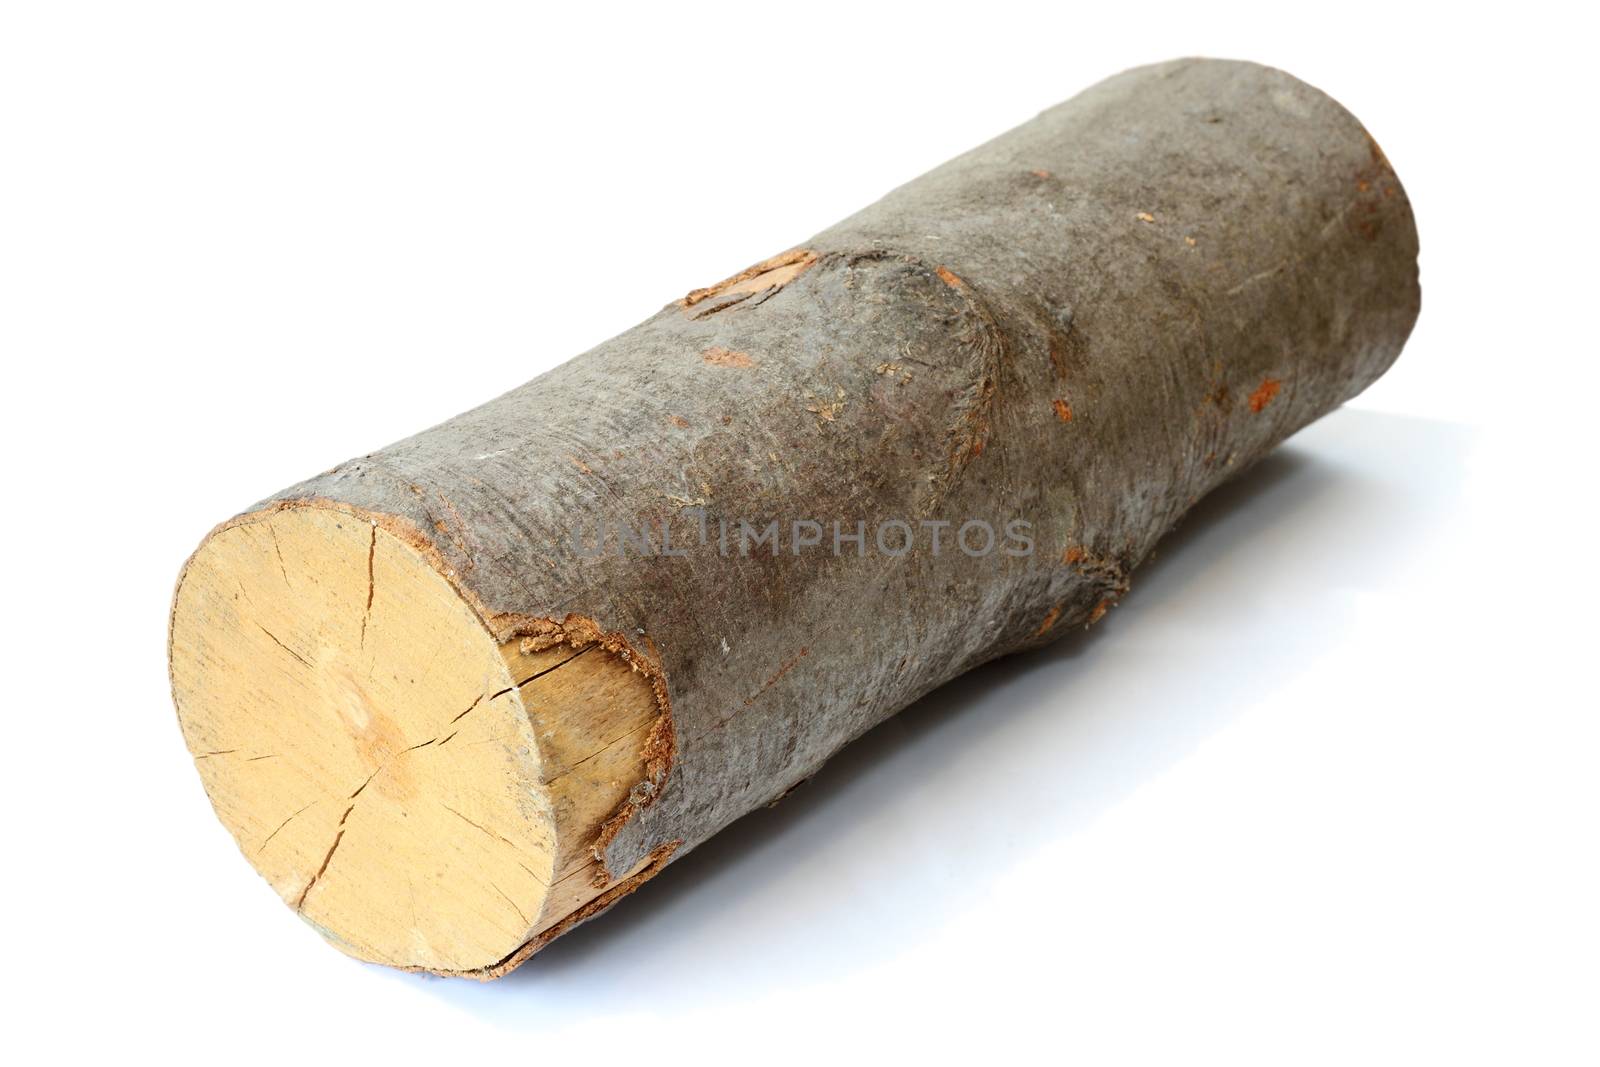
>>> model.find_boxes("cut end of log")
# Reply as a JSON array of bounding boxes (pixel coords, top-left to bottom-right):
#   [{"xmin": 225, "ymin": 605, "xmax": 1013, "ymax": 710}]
[{"xmin": 169, "ymin": 505, "xmax": 662, "ymax": 974}]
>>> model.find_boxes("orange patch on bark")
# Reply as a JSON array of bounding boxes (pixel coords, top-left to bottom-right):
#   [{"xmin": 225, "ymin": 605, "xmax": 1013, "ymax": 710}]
[
  {"xmin": 702, "ymin": 346, "xmax": 755, "ymax": 369},
  {"xmin": 1087, "ymin": 597, "xmax": 1114, "ymax": 625},
  {"xmin": 1048, "ymin": 338, "xmax": 1068, "ymax": 379},
  {"xmin": 1035, "ymin": 604, "xmax": 1063, "ymax": 636},
  {"xmin": 1063, "ymin": 545, "xmax": 1086, "ymax": 565},
  {"xmin": 1051, "ymin": 398, "xmax": 1073, "ymax": 422},
  {"xmin": 935, "ymin": 265, "xmax": 965, "ymax": 288},
  {"xmin": 1248, "ymin": 377, "xmax": 1282, "ymax": 413},
  {"xmin": 667, "ymin": 414, "xmax": 689, "ymax": 429}
]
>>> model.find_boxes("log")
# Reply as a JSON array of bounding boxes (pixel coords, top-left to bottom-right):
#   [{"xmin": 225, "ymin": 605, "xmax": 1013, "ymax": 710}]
[{"xmin": 168, "ymin": 57, "xmax": 1420, "ymax": 977}]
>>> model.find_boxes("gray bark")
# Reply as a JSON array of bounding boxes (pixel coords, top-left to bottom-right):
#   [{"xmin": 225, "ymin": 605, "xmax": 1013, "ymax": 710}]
[{"xmin": 252, "ymin": 59, "xmax": 1419, "ymax": 886}]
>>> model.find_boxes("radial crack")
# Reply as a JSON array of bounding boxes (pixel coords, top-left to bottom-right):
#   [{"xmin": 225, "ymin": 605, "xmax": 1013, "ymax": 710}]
[
  {"xmin": 257, "ymin": 800, "xmax": 317, "ymax": 854},
  {"xmin": 255, "ymin": 623, "xmax": 311, "ymax": 668},
  {"xmin": 437, "ymin": 801, "xmax": 548, "ymax": 885},
  {"xmin": 359, "ymin": 524, "xmax": 376, "ymax": 648},
  {"xmin": 488, "ymin": 644, "xmax": 596, "ymax": 701},
  {"xmin": 295, "ymin": 826, "xmax": 347, "ymax": 910},
  {"xmin": 490, "ymin": 881, "xmax": 530, "ymax": 926},
  {"xmin": 448, "ymin": 694, "xmax": 483, "ymax": 724}
]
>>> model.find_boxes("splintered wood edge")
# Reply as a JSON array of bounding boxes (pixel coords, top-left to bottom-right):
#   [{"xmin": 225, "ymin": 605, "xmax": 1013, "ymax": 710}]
[
  {"xmin": 168, "ymin": 502, "xmax": 671, "ymax": 976},
  {"xmin": 679, "ymin": 248, "xmax": 818, "ymax": 310}
]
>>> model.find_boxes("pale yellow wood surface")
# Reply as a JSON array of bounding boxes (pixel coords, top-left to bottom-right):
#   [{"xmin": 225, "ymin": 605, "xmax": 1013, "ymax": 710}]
[{"xmin": 170, "ymin": 506, "xmax": 660, "ymax": 974}]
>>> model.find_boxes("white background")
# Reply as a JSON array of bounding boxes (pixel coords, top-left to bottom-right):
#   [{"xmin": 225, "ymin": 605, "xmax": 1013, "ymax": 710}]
[{"xmin": 3, "ymin": 2, "xmax": 1595, "ymax": 1063}]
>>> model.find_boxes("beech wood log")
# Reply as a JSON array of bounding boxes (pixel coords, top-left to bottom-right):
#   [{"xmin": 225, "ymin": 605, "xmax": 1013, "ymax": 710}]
[{"xmin": 169, "ymin": 58, "xmax": 1420, "ymax": 977}]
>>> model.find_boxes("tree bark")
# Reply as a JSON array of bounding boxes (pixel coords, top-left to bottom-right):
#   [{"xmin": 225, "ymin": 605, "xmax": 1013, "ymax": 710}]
[{"xmin": 169, "ymin": 57, "xmax": 1420, "ymax": 977}]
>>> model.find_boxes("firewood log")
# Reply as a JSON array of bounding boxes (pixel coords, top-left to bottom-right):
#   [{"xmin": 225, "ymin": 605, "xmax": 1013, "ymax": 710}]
[{"xmin": 169, "ymin": 58, "xmax": 1420, "ymax": 977}]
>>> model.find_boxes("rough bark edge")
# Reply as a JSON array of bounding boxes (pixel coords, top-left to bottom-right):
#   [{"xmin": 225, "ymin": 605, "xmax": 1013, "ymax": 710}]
[
  {"xmin": 490, "ymin": 611, "xmax": 677, "ymax": 883},
  {"xmin": 443, "ymin": 840, "xmax": 683, "ymax": 981}
]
